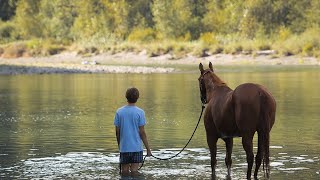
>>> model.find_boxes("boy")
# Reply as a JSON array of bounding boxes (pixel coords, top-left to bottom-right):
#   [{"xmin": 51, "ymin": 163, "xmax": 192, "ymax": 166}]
[{"xmin": 114, "ymin": 87, "xmax": 152, "ymax": 174}]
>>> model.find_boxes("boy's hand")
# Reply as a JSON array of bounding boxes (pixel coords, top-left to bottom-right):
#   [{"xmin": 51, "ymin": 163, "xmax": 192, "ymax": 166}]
[{"xmin": 147, "ymin": 149, "xmax": 152, "ymax": 157}]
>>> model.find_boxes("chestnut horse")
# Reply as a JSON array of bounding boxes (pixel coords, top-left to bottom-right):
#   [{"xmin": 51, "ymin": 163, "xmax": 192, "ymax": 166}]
[{"xmin": 198, "ymin": 62, "xmax": 276, "ymax": 179}]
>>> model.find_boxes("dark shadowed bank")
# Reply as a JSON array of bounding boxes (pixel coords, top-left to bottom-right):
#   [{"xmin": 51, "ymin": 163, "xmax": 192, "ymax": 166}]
[{"xmin": 0, "ymin": 52, "xmax": 319, "ymax": 75}]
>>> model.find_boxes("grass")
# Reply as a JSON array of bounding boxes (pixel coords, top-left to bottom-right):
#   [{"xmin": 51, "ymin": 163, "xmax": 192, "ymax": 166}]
[
  {"xmin": 2, "ymin": 43, "xmax": 27, "ymax": 58},
  {"xmin": 1, "ymin": 27, "xmax": 320, "ymax": 59},
  {"xmin": 0, "ymin": 39, "xmax": 67, "ymax": 58}
]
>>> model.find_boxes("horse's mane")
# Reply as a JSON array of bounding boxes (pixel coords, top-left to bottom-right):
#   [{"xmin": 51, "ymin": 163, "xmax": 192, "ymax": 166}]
[{"xmin": 210, "ymin": 72, "xmax": 227, "ymax": 86}]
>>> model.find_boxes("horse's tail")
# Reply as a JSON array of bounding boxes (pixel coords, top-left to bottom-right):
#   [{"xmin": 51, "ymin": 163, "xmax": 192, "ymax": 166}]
[{"xmin": 259, "ymin": 92, "xmax": 271, "ymax": 178}]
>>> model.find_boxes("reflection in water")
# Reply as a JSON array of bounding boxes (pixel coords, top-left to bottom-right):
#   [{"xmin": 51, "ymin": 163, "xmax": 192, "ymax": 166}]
[
  {"xmin": 1, "ymin": 148, "xmax": 319, "ymax": 179},
  {"xmin": 1, "ymin": 69, "xmax": 320, "ymax": 179}
]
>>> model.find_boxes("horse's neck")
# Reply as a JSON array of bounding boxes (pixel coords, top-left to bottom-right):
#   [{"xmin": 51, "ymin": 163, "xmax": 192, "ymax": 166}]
[
  {"xmin": 206, "ymin": 84, "xmax": 232, "ymax": 101},
  {"xmin": 206, "ymin": 81, "xmax": 231, "ymax": 92}
]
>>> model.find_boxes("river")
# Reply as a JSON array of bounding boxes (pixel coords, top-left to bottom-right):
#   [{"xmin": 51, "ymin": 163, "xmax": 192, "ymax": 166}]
[{"xmin": 0, "ymin": 66, "xmax": 319, "ymax": 179}]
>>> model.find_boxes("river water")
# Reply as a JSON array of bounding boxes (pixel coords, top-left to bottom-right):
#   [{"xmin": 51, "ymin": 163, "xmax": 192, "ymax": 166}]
[{"xmin": 0, "ymin": 66, "xmax": 319, "ymax": 179}]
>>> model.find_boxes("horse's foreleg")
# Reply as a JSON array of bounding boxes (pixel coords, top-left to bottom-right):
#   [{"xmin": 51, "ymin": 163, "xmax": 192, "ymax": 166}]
[
  {"xmin": 242, "ymin": 134, "xmax": 254, "ymax": 179},
  {"xmin": 223, "ymin": 137, "xmax": 233, "ymax": 176},
  {"xmin": 206, "ymin": 134, "xmax": 218, "ymax": 177}
]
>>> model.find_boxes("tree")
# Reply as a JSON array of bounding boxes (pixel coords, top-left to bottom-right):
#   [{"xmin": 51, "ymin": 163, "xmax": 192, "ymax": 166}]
[
  {"xmin": 0, "ymin": 0, "xmax": 18, "ymax": 21},
  {"xmin": 270, "ymin": 0, "xmax": 311, "ymax": 33},
  {"xmin": 203, "ymin": 0, "xmax": 244, "ymax": 35},
  {"xmin": 125, "ymin": 0, "xmax": 154, "ymax": 29},
  {"xmin": 305, "ymin": 0, "xmax": 320, "ymax": 27},
  {"xmin": 14, "ymin": 0, "xmax": 42, "ymax": 38},
  {"xmin": 72, "ymin": 0, "xmax": 106, "ymax": 39},
  {"xmin": 187, "ymin": 0, "xmax": 208, "ymax": 39},
  {"xmin": 38, "ymin": 0, "xmax": 77, "ymax": 40},
  {"xmin": 152, "ymin": 0, "xmax": 193, "ymax": 39}
]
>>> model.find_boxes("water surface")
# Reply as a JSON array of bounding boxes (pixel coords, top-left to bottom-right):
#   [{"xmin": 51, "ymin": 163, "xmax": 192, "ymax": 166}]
[{"xmin": 0, "ymin": 66, "xmax": 319, "ymax": 179}]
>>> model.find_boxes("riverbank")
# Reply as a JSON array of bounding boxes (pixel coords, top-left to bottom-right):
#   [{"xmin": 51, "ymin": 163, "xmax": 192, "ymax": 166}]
[{"xmin": 0, "ymin": 51, "xmax": 319, "ymax": 74}]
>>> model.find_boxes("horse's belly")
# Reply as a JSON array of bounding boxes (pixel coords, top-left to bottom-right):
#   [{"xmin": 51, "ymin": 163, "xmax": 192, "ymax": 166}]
[
  {"xmin": 219, "ymin": 132, "xmax": 241, "ymax": 139},
  {"xmin": 216, "ymin": 118, "xmax": 240, "ymax": 138}
]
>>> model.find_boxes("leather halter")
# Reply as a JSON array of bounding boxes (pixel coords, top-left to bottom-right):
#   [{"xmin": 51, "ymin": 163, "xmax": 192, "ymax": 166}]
[{"xmin": 199, "ymin": 70, "xmax": 212, "ymax": 104}]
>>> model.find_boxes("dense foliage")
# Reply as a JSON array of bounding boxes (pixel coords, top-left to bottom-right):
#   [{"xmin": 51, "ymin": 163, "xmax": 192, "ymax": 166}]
[{"xmin": 1, "ymin": 0, "xmax": 320, "ymax": 57}]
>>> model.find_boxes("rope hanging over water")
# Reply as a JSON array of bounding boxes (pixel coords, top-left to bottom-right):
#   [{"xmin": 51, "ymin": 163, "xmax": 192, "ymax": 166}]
[{"xmin": 138, "ymin": 104, "xmax": 206, "ymax": 170}]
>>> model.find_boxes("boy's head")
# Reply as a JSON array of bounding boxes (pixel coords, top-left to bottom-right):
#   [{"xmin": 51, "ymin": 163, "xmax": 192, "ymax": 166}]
[{"xmin": 126, "ymin": 87, "xmax": 139, "ymax": 103}]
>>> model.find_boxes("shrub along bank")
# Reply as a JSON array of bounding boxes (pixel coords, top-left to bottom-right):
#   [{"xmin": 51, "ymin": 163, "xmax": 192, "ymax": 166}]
[{"xmin": 1, "ymin": 1, "xmax": 320, "ymax": 60}]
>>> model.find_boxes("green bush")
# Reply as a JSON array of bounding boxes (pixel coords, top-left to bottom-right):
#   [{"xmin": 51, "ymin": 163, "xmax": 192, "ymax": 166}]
[
  {"xmin": 224, "ymin": 43, "xmax": 243, "ymax": 54},
  {"xmin": 273, "ymin": 27, "xmax": 320, "ymax": 56},
  {"xmin": 118, "ymin": 43, "xmax": 139, "ymax": 52},
  {"xmin": 128, "ymin": 28, "xmax": 156, "ymax": 42},
  {"xmin": 199, "ymin": 32, "xmax": 217, "ymax": 45},
  {"xmin": 0, "ymin": 21, "xmax": 18, "ymax": 43},
  {"xmin": 177, "ymin": 32, "xmax": 192, "ymax": 42},
  {"xmin": 211, "ymin": 46, "xmax": 224, "ymax": 54},
  {"xmin": 300, "ymin": 27, "xmax": 320, "ymax": 56},
  {"xmin": 151, "ymin": 42, "xmax": 174, "ymax": 56},
  {"xmin": 77, "ymin": 46, "xmax": 99, "ymax": 55},
  {"xmin": 302, "ymin": 42, "xmax": 314, "ymax": 56},
  {"xmin": 278, "ymin": 26, "xmax": 292, "ymax": 41},
  {"xmin": 22, "ymin": 39, "xmax": 66, "ymax": 56},
  {"xmin": 75, "ymin": 30, "xmax": 120, "ymax": 51},
  {"xmin": 192, "ymin": 47, "xmax": 210, "ymax": 57},
  {"xmin": 258, "ymin": 43, "xmax": 271, "ymax": 51},
  {"xmin": 42, "ymin": 45, "xmax": 65, "ymax": 55},
  {"xmin": 25, "ymin": 39, "xmax": 43, "ymax": 50},
  {"xmin": 0, "ymin": 23, "xmax": 13, "ymax": 38}
]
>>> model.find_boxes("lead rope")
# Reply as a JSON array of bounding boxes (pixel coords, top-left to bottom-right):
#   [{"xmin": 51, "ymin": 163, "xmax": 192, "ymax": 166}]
[{"xmin": 137, "ymin": 104, "xmax": 206, "ymax": 170}]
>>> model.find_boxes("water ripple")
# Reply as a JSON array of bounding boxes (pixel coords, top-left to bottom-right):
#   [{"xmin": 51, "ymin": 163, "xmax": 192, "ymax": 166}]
[{"xmin": 1, "ymin": 148, "xmax": 319, "ymax": 179}]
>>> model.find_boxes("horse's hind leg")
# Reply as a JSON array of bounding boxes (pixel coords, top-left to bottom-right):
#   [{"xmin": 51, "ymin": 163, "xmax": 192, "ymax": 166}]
[
  {"xmin": 223, "ymin": 137, "xmax": 233, "ymax": 176},
  {"xmin": 242, "ymin": 133, "xmax": 254, "ymax": 179},
  {"xmin": 206, "ymin": 133, "xmax": 218, "ymax": 178},
  {"xmin": 254, "ymin": 132, "xmax": 263, "ymax": 178}
]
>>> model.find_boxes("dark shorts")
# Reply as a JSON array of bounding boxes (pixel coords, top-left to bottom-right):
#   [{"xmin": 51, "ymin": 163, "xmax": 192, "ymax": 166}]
[{"xmin": 120, "ymin": 151, "xmax": 143, "ymax": 164}]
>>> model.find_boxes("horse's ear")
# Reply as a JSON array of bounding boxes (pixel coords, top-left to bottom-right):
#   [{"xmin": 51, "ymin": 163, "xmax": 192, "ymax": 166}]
[
  {"xmin": 209, "ymin": 62, "xmax": 213, "ymax": 71},
  {"xmin": 199, "ymin": 63, "xmax": 204, "ymax": 73}
]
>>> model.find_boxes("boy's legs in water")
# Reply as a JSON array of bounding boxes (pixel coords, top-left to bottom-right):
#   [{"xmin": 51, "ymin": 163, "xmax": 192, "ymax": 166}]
[
  {"xmin": 121, "ymin": 163, "xmax": 140, "ymax": 175},
  {"xmin": 130, "ymin": 163, "xmax": 139, "ymax": 172},
  {"xmin": 121, "ymin": 164, "xmax": 130, "ymax": 174}
]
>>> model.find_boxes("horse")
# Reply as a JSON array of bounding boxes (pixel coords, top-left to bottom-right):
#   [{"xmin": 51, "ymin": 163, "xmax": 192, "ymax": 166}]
[{"xmin": 198, "ymin": 62, "xmax": 276, "ymax": 179}]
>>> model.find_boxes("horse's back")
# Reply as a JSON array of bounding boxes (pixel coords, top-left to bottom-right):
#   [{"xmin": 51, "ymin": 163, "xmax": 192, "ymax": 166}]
[{"xmin": 233, "ymin": 83, "xmax": 276, "ymax": 133}]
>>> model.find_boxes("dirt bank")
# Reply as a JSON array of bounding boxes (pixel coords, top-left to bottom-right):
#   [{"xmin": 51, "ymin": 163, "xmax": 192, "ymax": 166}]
[{"xmin": 0, "ymin": 51, "xmax": 319, "ymax": 74}]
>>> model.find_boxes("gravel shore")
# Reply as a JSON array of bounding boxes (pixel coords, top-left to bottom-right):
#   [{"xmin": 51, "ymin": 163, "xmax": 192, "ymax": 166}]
[{"xmin": 0, "ymin": 51, "xmax": 319, "ymax": 74}]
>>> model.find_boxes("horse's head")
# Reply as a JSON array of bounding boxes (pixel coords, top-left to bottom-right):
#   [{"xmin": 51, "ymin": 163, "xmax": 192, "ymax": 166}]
[
  {"xmin": 198, "ymin": 62, "xmax": 214, "ymax": 104},
  {"xmin": 198, "ymin": 62, "xmax": 226, "ymax": 104}
]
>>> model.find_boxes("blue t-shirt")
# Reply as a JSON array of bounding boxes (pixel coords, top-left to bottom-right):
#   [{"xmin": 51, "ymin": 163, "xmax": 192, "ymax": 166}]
[{"xmin": 114, "ymin": 105, "xmax": 146, "ymax": 152}]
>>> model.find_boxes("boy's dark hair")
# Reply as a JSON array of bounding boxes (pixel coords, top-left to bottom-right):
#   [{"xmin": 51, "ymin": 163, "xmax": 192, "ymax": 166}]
[{"xmin": 126, "ymin": 87, "xmax": 139, "ymax": 103}]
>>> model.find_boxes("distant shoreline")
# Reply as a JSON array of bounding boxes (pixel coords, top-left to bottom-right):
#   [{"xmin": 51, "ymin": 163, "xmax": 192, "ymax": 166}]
[{"xmin": 0, "ymin": 51, "xmax": 319, "ymax": 75}]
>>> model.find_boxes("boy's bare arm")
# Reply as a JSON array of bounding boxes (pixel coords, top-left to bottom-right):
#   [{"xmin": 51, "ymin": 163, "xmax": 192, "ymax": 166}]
[
  {"xmin": 115, "ymin": 127, "xmax": 120, "ymax": 147},
  {"xmin": 139, "ymin": 126, "xmax": 152, "ymax": 156}
]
